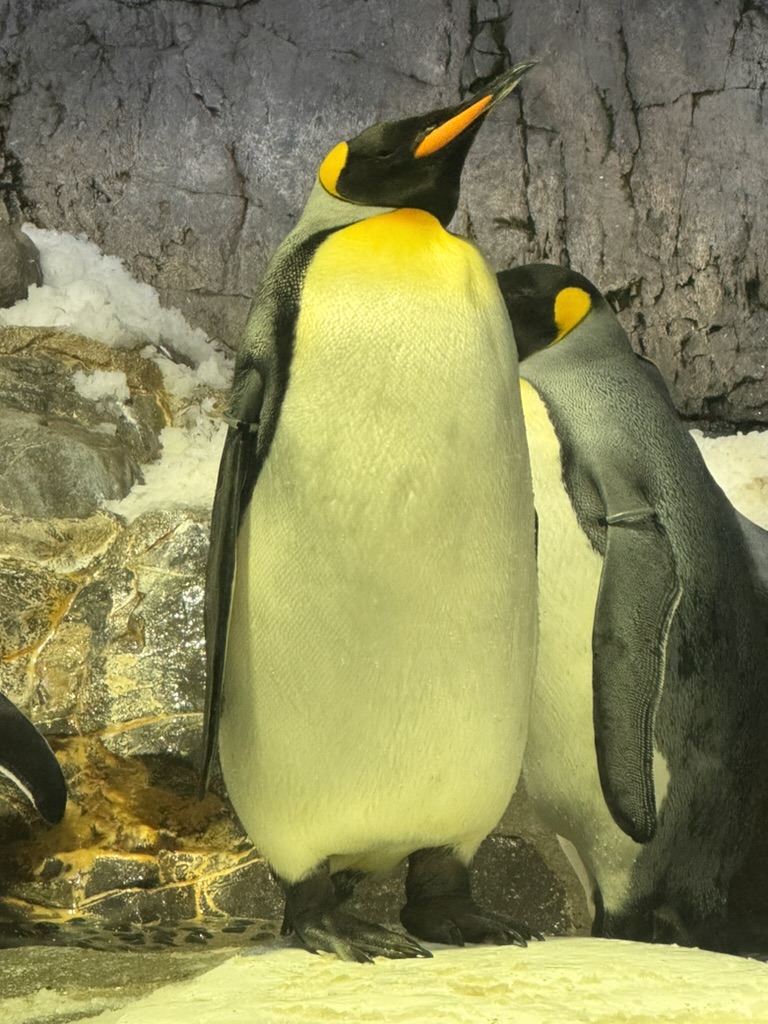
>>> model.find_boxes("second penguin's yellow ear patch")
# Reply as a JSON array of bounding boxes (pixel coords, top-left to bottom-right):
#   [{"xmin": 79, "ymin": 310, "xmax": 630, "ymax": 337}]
[
  {"xmin": 319, "ymin": 142, "xmax": 349, "ymax": 198},
  {"xmin": 553, "ymin": 286, "xmax": 591, "ymax": 343}
]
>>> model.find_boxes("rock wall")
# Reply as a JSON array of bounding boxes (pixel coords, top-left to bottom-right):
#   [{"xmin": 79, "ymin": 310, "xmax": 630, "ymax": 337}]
[{"xmin": 0, "ymin": 0, "xmax": 765, "ymax": 426}]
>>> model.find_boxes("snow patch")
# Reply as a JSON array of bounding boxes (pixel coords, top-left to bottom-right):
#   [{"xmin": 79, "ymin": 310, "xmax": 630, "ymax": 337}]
[
  {"xmin": 694, "ymin": 429, "xmax": 768, "ymax": 529},
  {"xmin": 104, "ymin": 405, "xmax": 227, "ymax": 521},
  {"xmin": 72, "ymin": 369, "xmax": 130, "ymax": 404},
  {"xmin": 71, "ymin": 938, "xmax": 768, "ymax": 1024},
  {"xmin": 0, "ymin": 225, "xmax": 232, "ymax": 400}
]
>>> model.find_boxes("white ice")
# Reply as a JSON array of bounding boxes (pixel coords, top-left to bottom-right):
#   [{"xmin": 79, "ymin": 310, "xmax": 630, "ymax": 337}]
[{"xmin": 71, "ymin": 938, "xmax": 768, "ymax": 1024}]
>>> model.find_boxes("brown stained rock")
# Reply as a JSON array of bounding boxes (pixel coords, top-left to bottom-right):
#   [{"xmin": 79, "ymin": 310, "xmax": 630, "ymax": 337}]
[
  {"xmin": 0, "ymin": 728, "xmax": 286, "ymax": 929},
  {"xmin": 64, "ymin": 509, "xmax": 209, "ymax": 750},
  {"xmin": 0, "ymin": 327, "xmax": 171, "ymax": 518},
  {"xmin": 0, "ymin": 722, "xmax": 581, "ymax": 937},
  {"xmin": 0, "ymin": 556, "xmax": 78, "ymax": 712},
  {"xmin": 0, "ymin": 332, "xmax": 232, "ymax": 925},
  {"xmin": 0, "ymin": 326, "xmax": 166, "ymax": 394},
  {"xmin": 0, "ymin": 512, "xmax": 121, "ymax": 575},
  {"xmin": 0, "ymin": 735, "xmax": 236, "ymax": 913},
  {"xmin": 0, "ymin": 504, "xmax": 208, "ymax": 746},
  {"xmin": 195, "ymin": 853, "xmax": 285, "ymax": 923}
]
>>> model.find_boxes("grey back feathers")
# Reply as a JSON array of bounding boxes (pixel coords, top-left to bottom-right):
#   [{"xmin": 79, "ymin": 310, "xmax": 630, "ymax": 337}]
[{"xmin": 500, "ymin": 262, "xmax": 768, "ymax": 948}]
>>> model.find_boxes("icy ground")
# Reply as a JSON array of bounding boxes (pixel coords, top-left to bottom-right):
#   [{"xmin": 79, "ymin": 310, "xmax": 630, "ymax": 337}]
[{"xmin": 67, "ymin": 938, "xmax": 768, "ymax": 1024}]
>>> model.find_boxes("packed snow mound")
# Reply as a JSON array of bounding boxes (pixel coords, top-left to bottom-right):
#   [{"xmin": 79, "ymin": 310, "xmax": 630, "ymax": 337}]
[
  {"xmin": 73, "ymin": 938, "xmax": 768, "ymax": 1024},
  {"xmin": 0, "ymin": 226, "xmax": 231, "ymax": 398},
  {"xmin": 72, "ymin": 368, "xmax": 131, "ymax": 404},
  {"xmin": 104, "ymin": 414, "xmax": 228, "ymax": 521},
  {"xmin": 693, "ymin": 429, "xmax": 768, "ymax": 529}
]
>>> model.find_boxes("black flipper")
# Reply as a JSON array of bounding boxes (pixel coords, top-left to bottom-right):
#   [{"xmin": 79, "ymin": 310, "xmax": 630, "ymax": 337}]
[
  {"xmin": 0, "ymin": 693, "xmax": 66, "ymax": 824},
  {"xmin": 735, "ymin": 511, "xmax": 768, "ymax": 601},
  {"xmin": 592, "ymin": 507, "xmax": 682, "ymax": 844},
  {"xmin": 199, "ymin": 370, "xmax": 264, "ymax": 797},
  {"xmin": 198, "ymin": 228, "xmax": 337, "ymax": 799}
]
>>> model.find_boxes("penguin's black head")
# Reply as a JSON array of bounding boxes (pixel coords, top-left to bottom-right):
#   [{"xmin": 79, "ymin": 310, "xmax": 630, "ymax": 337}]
[
  {"xmin": 496, "ymin": 263, "xmax": 606, "ymax": 359},
  {"xmin": 318, "ymin": 61, "xmax": 537, "ymax": 226}
]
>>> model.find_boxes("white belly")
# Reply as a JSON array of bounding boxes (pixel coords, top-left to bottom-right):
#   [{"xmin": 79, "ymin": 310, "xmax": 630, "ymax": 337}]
[
  {"xmin": 220, "ymin": 216, "xmax": 537, "ymax": 882},
  {"xmin": 519, "ymin": 382, "xmax": 641, "ymax": 912}
]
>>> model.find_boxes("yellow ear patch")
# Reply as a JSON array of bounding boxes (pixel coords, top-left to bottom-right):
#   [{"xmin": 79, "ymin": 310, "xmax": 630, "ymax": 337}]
[
  {"xmin": 318, "ymin": 141, "xmax": 349, "ymax": 197},
  {"xmin": 553, "ymin": 287, "xmax": 591, "ymax": 343},
  {"xmin": 414, "ymin": 95, "xmax": 492, "ymax": 158}
]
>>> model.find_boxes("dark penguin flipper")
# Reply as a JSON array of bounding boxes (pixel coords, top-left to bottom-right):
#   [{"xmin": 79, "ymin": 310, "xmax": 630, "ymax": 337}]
[
  {"xmin": 0, "ymin": 693, "xmax": 66, "ymax": 824},
  {"xmin": 592, "ymin": 508, "xmax": 682, "ymax": 844},
  {"xmin": 200, "ymin": 371, "xmax": 265, "ymax": 798},
  {"xmin": 735, "ymin": 511, "xmax": 768, "ymax": 602}
]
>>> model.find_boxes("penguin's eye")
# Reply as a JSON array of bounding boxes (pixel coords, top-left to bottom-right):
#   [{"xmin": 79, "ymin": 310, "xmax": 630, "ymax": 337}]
[{"xmin": 413, "ymin": 127, "xmax": 437, "ymax": 152}]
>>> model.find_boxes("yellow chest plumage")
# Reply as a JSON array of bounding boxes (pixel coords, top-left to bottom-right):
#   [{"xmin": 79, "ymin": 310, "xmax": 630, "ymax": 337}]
[
  {"xmin": 293, "ymin": 208, "xmax": 505, "ymax": 361},
  {"xmin": 219, "ymin": 208, "xmax": 537, "ymax": 882}
]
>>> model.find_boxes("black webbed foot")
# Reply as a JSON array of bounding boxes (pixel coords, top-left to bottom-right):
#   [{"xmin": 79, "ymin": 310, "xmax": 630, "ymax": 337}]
[
  {"xmin": 281, "ymin": 864, "xmax": 432, "ymax": 963},
  {"xmin": 293, "ymin": 908, "xmax": 432, "ymax": 963},
  {"xmin": 400, "ymin": 846, "xmax": 542, "ymax": 948}
]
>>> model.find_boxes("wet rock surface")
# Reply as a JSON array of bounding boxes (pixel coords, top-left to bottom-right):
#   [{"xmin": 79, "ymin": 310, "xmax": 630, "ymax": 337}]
[
  {"xmin": 0, "ymin": 737, "xmax": 581, "ymax": 942},
  {"xmin": 1, "ymin": 944, "xmax": 232, "ymax": 1024}
]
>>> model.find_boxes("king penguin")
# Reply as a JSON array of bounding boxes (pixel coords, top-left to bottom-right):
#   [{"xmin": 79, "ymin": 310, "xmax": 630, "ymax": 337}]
[
  {"xmin": 496, "ymin": 262, "xmax": 768, "ymax": 953},
  {"xmin": 0, "ymin": 691, "xmax": 67, "ymax": 825},
  {"xmin": 201, "ymin": 65, "xmax": 540, "ymax": 962}
]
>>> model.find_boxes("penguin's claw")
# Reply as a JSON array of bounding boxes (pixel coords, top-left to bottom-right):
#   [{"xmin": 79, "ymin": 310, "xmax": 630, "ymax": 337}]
[
  {"xmin": 401, "ymin": 896, "xmax": 541, "ymax": 949},
  {"xmin": 294, "ymin": 910, "xmax": 432, "ymax": 963}
]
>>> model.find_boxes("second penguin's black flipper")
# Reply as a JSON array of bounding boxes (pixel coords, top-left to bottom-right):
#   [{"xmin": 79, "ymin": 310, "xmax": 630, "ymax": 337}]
[
  {"xmin": 592, "ymin": 508, "xmax": 682, "ymax": 844},
  {"xmin": 200, "ymin": 371, "xmax": 264, "ymax": 797},
  {"xmin": 0, "ymin": 693, "xmax": 67, "ymax": 824},
  {"xmin": 735, "ymin": 511, "xmax": 768, "ymax": 601}
]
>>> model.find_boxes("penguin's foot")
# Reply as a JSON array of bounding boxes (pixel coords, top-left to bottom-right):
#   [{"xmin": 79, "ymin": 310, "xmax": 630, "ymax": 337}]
[
  {"xmin": 281, "ymin": 865, "xmax": 431, "ymax": 963},
  {"xmin": 400, "ymin": 846, "xmax": 542, "ymax": 948},
  {"xmin": 292, "ymin": 908, "xmax": 432, "ymax": 963},
  {"xmin": 402, "ymin": 896, "xmax": 536, "ymax": 947}
]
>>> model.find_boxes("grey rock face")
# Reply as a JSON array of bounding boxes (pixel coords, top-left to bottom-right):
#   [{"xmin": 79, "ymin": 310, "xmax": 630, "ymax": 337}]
[
  {"xmin": 0, "ymin": 0, "xmax": 764, "ymax": 424},
  {"xmin": 0, "ymin": 222, "xmax": 41, "ymax": 308}
]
